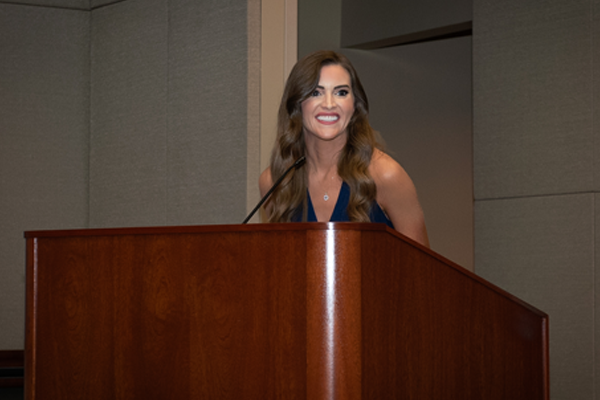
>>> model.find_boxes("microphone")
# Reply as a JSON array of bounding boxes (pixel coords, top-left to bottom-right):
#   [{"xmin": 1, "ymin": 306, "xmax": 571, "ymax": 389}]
[{"xmin": 242, "ymin": 156, "xmax": 306, "ymax": 224}]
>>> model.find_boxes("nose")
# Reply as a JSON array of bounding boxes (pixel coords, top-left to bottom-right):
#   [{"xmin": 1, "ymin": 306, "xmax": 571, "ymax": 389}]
[{"xmin": 322, "ymin": 92, "xmax": 336, "ymax": 109}]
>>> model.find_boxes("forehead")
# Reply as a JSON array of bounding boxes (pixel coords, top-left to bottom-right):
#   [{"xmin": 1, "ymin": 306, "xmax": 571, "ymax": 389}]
[{"xmin": 318, "ymin": 64, "xmax": 351, "ymax": 85}]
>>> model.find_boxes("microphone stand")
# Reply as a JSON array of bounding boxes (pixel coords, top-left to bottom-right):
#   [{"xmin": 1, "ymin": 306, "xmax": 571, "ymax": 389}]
[{"xmin": 241, "ymin": 156, "xmax": 306, "ymax": 224}]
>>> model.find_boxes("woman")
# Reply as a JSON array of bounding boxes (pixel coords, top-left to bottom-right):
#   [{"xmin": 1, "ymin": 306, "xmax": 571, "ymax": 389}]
[{"xmin": 259, "ymin": 50, "xmax": 429, "ymax": 247}]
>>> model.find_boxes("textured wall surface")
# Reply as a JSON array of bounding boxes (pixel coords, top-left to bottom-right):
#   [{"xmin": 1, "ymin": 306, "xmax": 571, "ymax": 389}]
[
  {"xmin": 475, "ymin": 194, "xmax": 594, "ymax": 398},
  {"xmin": 90, "ymin": 0, "xmax": 250, "ymax": 228},
  {"xmin": 0, "ymin": 4, "xmax": 90, "ymax": 349},
  {"xmin": 90, "ymin": 0, "xmax": 169, "ymax": 228},
  {"xmin": 474, "ymin": 1, "xmax": 592, "ymax": 200},
  {"xmin": 0, "ymin": 0, "xmax": 257, "ymax": 349},
  {"xmin": 474, "ymin": 0, "xmax": 599, "ymax": 398},
  {"xmin": 297, "ymin": 0, "xmax": 340, "ymax": 57},
  {"xmin": 166, "ymin": 0, "xmax": 249, "ymax": 225}
]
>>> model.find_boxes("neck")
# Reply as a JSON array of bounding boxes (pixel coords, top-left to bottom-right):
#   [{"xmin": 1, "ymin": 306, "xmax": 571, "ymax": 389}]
[{"xmin": 304, "ymin": 132, "xmax": 346, "ymax": 175}]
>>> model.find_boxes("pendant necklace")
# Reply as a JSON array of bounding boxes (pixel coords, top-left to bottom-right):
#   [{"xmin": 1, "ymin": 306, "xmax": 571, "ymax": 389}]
[
  {"xmin": 315, "ymin": 162, "xmax": 337, "ymax": 202},
  {"xmin": 323, "ymin": 175, "xmax": 335, "ymax": 201}
]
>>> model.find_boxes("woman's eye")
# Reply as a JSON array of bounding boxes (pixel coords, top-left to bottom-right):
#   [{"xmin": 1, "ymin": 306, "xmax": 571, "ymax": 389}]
[
  {"xmin": 336, "ymin": 89, "xmax": 349, "ymax": 96},
  {"xmin": 311, "ymin": 90, "xmax": 321, "ymax": 97}
]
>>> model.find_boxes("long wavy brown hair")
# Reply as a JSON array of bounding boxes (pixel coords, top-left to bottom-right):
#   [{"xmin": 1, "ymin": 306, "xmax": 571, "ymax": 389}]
[{"xmin": 267, "ymin": 50, "xmax": 381, "ymax": 222}]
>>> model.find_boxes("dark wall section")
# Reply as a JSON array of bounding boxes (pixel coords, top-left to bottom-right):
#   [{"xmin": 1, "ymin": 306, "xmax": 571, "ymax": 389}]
[{"xmin": 341, "ymin": 0, "xmax": 471, "ymax": 47}]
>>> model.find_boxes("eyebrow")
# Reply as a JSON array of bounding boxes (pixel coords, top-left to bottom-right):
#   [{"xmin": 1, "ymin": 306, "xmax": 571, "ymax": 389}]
[{"xmin": 316, "ymin": 84, "xmax": 351, "ymax": 90}]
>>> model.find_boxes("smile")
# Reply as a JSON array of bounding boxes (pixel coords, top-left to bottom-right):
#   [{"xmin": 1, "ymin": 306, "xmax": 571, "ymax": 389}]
[{"xmin": 316, "ymin": 115, "xmax": 339, "ymax": 122}]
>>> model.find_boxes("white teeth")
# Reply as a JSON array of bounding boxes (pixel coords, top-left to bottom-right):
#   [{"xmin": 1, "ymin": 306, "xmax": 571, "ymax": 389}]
[{"xmin": 317, "ymin": 115, "xmax": 339, "ymax": 122}]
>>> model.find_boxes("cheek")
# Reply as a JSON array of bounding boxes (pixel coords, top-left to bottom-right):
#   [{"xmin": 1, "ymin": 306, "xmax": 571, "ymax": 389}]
[
  {"xmin": 342, "ymin": 96, "xmax": 355, "ymax": 116},
  {"xmin": 344, "ymin": 103, "xmax": 356, "ymax": 119}
]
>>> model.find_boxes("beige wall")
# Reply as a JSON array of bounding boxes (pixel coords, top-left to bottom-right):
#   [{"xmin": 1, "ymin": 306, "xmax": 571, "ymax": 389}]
[
  {"xmin": 473, "ymin": 1, "xmax": 599, "ymax": 399},
  {"xmin": 4, "ymin": 3, "xmax": 594, "ymax": 399},
  {"xmin": 90, "ymin": 0, "xmax": 255, "ymax": 228},
  {"xmin": 0, "ymin": 0, "xmax": 271, "ymax": 349},
  {"xmin": 0, "ymin": 3, "xmax": 90, "ymax": 350}
]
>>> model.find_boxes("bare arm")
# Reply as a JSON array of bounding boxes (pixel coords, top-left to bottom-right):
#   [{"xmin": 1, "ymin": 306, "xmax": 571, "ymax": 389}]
[{"xmin": 370, "ymin": 151, "xmax": 430, "ymax": 248}]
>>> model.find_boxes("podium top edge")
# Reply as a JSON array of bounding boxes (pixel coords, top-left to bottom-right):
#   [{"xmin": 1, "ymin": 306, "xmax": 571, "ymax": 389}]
[
  {"xmin": 23, "ymin": 222, "xmax": 549, "ymax": 318},
  {"xmin": 24, "ymin": 222, "xmax": 393, "ymax": 239}
]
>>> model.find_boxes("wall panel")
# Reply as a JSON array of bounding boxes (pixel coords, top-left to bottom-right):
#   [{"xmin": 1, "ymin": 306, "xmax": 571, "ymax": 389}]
[
  {"xmin": 473, "ymin": 1, "xmax": 599, "ymax": 398},
  {"xmin": 167, "ymin": 0, "xmax": 248, "ymax": 225},
  {"xmin": 475, "ymin": 194, "xmax": 594, "ymax": 400},
  {"xmin": 90, "ymin": 0, "xmax": 251, "ymax": 228},
  {"xmin": 596, "ymin": 195, "xmax": 600, "ymax": 400},
  {"xmin": 473, "ymin": 0, "xmax": 593, "ymax": 200},
  {"xmin": 90, "ymin": 0, "xmax": 168, "ymax": 228},
  {"xmin": 0, "ymin": 4, "xmax": 89, "ymax": 349}
]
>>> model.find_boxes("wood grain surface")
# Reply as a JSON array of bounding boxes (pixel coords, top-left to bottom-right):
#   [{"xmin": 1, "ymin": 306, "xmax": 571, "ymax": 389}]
[{"xmin": 25, "ymin": 223, "xmax": 548, "ymax": 399}]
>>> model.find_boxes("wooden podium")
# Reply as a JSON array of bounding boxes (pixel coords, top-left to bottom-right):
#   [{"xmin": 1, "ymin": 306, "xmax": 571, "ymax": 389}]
[{"xmin": 25, "ymin": 223, "xmax": 548, "ymax": 399}]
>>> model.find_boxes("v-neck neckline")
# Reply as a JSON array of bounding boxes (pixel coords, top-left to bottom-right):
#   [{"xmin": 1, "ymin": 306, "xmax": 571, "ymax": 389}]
[{"xmin": 306, "ymin": 182, "xmax": 347, "ymax": 222}]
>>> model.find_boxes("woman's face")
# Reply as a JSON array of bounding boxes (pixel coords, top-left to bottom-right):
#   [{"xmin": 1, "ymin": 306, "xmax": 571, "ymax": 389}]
[{"xmin": 301, "ymin": 64, "xmax": 355, "ymax": 143}]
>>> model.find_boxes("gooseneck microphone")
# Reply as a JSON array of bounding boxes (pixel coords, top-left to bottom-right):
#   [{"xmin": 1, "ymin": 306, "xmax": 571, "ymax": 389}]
[{"xmin": 242, "ymin": 156, "xmax": 306, "ymax": 224}]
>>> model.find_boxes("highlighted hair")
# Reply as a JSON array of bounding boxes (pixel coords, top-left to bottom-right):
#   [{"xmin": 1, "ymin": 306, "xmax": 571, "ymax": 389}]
[{"xmin": 268, "ymin": 50, "xmax": 380, "ymax": 222}]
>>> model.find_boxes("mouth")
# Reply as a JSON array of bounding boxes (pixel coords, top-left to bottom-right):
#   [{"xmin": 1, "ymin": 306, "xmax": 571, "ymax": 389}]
[{"xmin": 316, "ymin": 114, "xmax": 340, "ymax": 123}]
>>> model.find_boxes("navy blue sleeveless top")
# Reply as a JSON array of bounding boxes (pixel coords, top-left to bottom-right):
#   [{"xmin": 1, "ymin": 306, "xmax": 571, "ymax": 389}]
[{"xmin": 292, "ymin": 182, "xmax": 394, "ymax": 228}]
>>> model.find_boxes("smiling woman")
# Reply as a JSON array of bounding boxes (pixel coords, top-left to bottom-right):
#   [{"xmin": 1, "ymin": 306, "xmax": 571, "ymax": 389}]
[
  {"xmin": 259, "ymin": 50, "xmax": 429, "ymax": 247},
  {"xmin": 301, "ymin": 65, "xmax": 355, "ymax": 145}
]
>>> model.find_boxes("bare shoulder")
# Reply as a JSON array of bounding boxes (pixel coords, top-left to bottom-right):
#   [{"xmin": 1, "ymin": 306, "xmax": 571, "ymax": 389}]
[
  {"xmin": 259, "ymin": 167, "xmax": 273, "ymax": 198},
  {"xmin": 369, "ymin": 149, "xmax": 412, "ymax": 189},
  {"xmin": 369, "ymin": 149, "xmax": 430, "ymax": 247}
]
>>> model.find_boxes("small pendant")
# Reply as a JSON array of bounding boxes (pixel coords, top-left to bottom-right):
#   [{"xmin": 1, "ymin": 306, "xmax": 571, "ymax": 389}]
[{"xmin": 324, "ymin": 194, "xmax": 329, "ymax": 201}]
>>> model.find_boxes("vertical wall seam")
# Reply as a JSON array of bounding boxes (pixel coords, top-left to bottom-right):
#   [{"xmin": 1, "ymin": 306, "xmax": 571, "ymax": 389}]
[
  {"xmin": 246, "ymin": 0, "xmax": 261, "ymax": 221},
  {"xmin": 246, "ymin": 0, "xmax": 252, "ymax": 218},
  {"xmin": 471, "ymin": 17, "xmax": 476, "ymax": 273},
  {"xmin": 591, "ymin": 0, "xmax": 596, "ymax": 397},
  {"xmin": 165, "ymin": 0, "xmax": 170, "ymax": 225},
  {"xmin": 87, "ymin": 7, "xmax": 93, "ymax": 228},
  {"xmin": 87, "ymin": 0, "xmax": 91, "ymax": 225}
]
